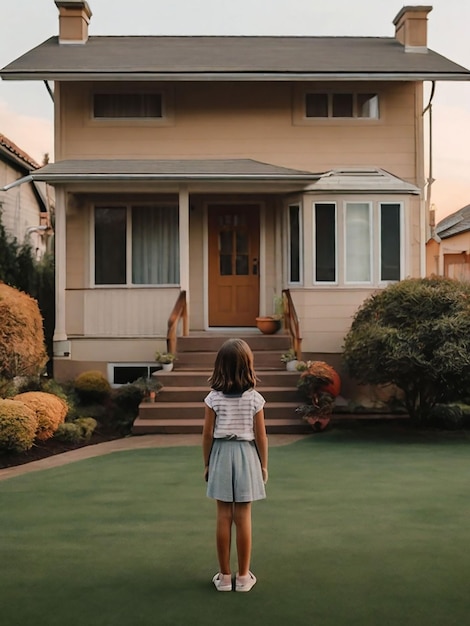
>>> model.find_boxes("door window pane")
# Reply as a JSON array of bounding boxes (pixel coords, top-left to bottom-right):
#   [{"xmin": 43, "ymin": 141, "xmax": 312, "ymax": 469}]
[
  {"xmin": 381, "ymin": 204, "xmax": 401, "ymax": 280},
  {"xmin": 95, "ymin": 207, "xmax": 126, "ymax": 284},
  {"xmin": 236, "ymin": 232, "xmax": 249, "ymax": 275},
  {"xmin": 315, "ymin": 204, "xmax": 336, "ymax": 282},
  {"xmin": 346, "ymin": 203, "xmax": 371, "ymax": 282}
]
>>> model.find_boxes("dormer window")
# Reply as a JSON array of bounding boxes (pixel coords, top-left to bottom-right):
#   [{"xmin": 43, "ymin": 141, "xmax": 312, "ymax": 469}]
[
  {"xmin": 305, "ymin": 93, "xmax": 379, "ymax": 119},
  {"xmin": 93, "ymin": 93, "xmax": 163, "ymax": 119}
]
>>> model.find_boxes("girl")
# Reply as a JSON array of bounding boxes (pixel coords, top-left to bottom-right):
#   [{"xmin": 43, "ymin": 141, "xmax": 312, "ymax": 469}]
[{"xmin": 202, "ymin": 338, "xmax": 268, "ymax": 593}]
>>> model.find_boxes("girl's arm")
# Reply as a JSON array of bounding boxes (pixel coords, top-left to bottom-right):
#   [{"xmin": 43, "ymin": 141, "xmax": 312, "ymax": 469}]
[
  {"xmin": 254, "ymin": 408, "xmax": 268, "ymax": 483},
  {"xmin": 202, "ymin": 404, "xmax": 216, "ymax": 481}
]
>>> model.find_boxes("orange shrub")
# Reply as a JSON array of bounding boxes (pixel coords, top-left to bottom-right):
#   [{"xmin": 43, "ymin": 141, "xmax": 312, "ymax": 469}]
[
  {"xmin": 14, "ymin": 391, "xmax": 68, "ymax": 441},
  {"xmin": 0, "ymin": 283, "xmax": 47, "ymax": 378}
]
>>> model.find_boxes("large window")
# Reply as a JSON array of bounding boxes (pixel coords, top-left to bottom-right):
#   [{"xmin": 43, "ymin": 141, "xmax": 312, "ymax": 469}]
[
  {"xmin": 93, "ymin": 93, "xmax": 163, "ymax": 119},
  {"xmin": 94, "ymin": 205, "xmax": 179, "ymax": 286},
  {"xmin": 306, "ymin": 93, "xmax": 379, "ymax": 119},
  {"xmin": 313, "ymin": 201, "xmax": 402, "ymax": 285}
]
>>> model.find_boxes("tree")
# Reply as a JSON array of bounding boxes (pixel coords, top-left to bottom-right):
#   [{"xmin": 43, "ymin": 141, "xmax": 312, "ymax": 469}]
[{"xmin": 342, "ymin": 277, "xmax": 470, "ymax": 422}]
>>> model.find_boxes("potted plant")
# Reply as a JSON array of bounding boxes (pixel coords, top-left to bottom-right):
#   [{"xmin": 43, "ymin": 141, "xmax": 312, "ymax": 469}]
[
  {"xmin": 256, "ymin": 294, "xmax": 283, "ymax": 335},
  {"xmin": 155, "ymin": 351, "xmax": 177, "ymax": 372},
  {"xmin": 295, "ymin": 360, "xmax": 341, "ymax": 431},
  {"xmin": 280, "ymin": 349, "xmax": 299, "ymax": 371}
]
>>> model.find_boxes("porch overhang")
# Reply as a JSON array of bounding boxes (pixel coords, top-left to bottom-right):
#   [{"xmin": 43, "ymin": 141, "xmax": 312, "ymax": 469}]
[
  {"xmin": 12, "ymin": 159, "xmax": 320, "ymax": 187},
  {"xmin": 304, "ymin": 168, "xmax": 421, "ymax": 194}
]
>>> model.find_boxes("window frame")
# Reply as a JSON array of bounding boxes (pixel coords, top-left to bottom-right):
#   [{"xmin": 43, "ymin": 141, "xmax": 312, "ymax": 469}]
[
  {"xmin": 293, "ymin": 86, "xmax": 382, "ymax": 126},
  {"xmin": 89, "ymin": 85, "xmax": 174, "ymax": 126},
  {"xmin": 312, "ymin": 199, "xmax": 404, "ymax": 288},
  {"xmin": 91, "ymin": 202, "xmax": 180, "ymax": 288}
]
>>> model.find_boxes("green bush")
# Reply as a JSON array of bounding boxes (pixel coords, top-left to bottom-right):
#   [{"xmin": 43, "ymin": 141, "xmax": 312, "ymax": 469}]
[
  {"xmin": 14, "ymin": 391, "xmax": 68, "ymax": 441},
  {"xmin": 54, "ymin": 417, "xmax": 97, "ymax": 444},
  {"xmin": 0, "ymin": 399, "xmax": 38, "ymax": 452},
  {"xmin": 343, "ymin": 277, "xmax": 470, "ymax": 422},
  {"xmin": 74, "ymin": 370, "xmax": 111, "ymax": 403}
]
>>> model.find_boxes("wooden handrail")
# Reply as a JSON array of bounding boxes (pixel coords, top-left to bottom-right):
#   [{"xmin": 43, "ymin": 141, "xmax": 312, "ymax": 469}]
[
  {"xmin": 167, "ymin": 290, "xmax": 188, "ymax": 355},
  {"xmin": 282, "ymin": 289, "xmax": 302, "ymax": 360}
]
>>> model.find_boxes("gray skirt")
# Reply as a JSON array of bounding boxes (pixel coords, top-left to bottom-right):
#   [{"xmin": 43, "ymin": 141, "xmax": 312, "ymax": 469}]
[{"xmin": 207, "ymin": 439, "xmax": 266, "ymax": 503}]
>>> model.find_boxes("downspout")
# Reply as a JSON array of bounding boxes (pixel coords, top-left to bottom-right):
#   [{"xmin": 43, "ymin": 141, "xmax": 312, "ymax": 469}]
[
  {"xmin": 421, "ymin": 81, "xmax": 435, "ymax": 277},
  {"xmin": 43, "ymin": 81, "xmax": 54, "ymax": 103},
  {"xmin": 423, "ymin": 80, "xmax": 436, "ymax": 236}
]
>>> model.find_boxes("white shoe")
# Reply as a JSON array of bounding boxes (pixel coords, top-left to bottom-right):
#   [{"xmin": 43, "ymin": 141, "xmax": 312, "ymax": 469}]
[
  {"xmin": 212, "ymin": 572, "xmax": 232, "ymax": 592},
  {"xmin": 235, "ymin": 571, "xmax": 257, "ymax": 592}
]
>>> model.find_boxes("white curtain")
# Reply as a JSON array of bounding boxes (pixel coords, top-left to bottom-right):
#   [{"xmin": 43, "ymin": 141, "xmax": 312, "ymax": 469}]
[
  {"xmin": 132, "ymin": 205, "xmax": 179, "ymax": 284},
  {"xmin": 345, "ymin": 203, "xmax": 371, "ymax": 282}
]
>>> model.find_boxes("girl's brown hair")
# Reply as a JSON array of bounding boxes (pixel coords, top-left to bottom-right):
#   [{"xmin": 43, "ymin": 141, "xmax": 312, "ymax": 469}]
[{"xmin": 208, "ymin": 338, "xmax": 257, "ymax": 394}]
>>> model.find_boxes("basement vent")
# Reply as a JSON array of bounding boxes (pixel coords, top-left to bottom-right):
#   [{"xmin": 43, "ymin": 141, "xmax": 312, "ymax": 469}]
[{"xmin": 107, "ymin": 362, "xmax": 161, "ymax": 387}]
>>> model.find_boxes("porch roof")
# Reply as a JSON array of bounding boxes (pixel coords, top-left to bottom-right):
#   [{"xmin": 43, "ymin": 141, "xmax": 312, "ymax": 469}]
[
  {"xmin": 2, "ymin": 36, "xmax": 469, "ymax": 82},
  {"xmin": 305, "ymin": 168, "xmax": 421, "ymax": 194},
  {"xmin": 14, "ymin": 159, "xmax": 320, "ymax": 184}
]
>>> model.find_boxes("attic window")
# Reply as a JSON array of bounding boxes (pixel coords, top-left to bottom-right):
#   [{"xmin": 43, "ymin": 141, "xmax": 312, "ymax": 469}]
[
  {"xmin": 306, "ymin": 93, "xmax": 379, "ymax": 119},
  {"xmin": 93, "ymin": 93, "xmax": 163, "ymax": 118}
]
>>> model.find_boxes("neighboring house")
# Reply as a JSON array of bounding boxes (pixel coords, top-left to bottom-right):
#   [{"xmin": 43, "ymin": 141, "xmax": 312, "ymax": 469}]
[
  {"xmin": 1, "ymin": 1, "xmax": 469, "ymax": 383},
  {"xmin": 0, "ymin": 134, "xmax": 52, "ymax": 259},
  {"xmin": 427, "ymin": 204, "xmax": 470, "ymax": 281}
]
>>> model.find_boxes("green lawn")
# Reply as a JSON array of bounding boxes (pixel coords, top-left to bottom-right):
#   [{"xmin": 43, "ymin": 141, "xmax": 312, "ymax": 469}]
[{"xmin": 1, "ymin": 425, "xmax": 469, "ymax": 626}]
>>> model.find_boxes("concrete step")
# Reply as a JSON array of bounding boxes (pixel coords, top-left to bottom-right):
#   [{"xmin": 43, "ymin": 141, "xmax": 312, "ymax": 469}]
[
  {"xmin": 176, "ymin": 351, "xmax": 289, "ymax": 369},
  {"xmin": 152, "ymin": 386, "xmax": 301, "ymax": 403},
  {"xmin": 152, "ymin": 369, "xmax": 299, "ymax": 387},
  {"xmin": 177, "ymin": 333, "xmax": 291, "ymax": 353},
  {"xmin": 137, "ymin": 401, "xmax": 300, "ymax": 421},
  {"xmin": 132, "ymin": 417, "xmax": 310, "ymax": 435}
]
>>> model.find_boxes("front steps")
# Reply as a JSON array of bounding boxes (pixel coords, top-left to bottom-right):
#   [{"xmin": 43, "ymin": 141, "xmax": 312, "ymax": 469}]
[{"xmin": 132, "ymin": 332, "xmax": 311, "ymax": 435}]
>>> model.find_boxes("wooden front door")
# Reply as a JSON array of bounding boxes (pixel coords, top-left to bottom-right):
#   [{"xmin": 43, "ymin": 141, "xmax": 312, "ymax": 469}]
[{"xmin": 208, "ymin": 204, "xmax": 260, "ymax": 326}]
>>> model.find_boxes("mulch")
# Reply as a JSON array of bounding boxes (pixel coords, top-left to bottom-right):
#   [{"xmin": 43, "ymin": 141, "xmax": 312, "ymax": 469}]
[{"xmin": 0, "ymin": 429, "xmax": 123, "ymax": 470}]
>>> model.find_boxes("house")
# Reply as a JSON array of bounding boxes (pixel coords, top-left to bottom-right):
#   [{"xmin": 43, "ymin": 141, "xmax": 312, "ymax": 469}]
[
  {"xmin": 1, "ymin": 1, "xmax": 469, "ymax": 392},
  {"xmin": 0, "ymin": 133, "xmax": 52, "ymax": 259},
  {"xmin": 426, "ymin": 204, "xmax": 470, "ymax": 281}
]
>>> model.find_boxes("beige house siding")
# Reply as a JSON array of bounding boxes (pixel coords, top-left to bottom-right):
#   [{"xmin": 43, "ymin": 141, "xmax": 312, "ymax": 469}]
[{"xmin": 56, "ymin": 81, "xmax": 420, "ymax": 184}]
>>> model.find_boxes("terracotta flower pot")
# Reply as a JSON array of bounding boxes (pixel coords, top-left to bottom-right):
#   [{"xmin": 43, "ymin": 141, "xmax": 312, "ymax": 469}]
[{"xmin": 256, "ymin": 317, "xmax": 281, "ymax": 335}]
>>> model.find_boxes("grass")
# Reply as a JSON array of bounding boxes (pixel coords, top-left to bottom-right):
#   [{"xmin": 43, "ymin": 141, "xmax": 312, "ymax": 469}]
[{"xmin": 1, "ymin": 424, "xmax": 469, "ymax": 626}]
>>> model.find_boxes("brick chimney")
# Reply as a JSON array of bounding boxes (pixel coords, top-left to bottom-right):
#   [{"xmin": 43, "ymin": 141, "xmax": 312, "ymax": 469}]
[
  {"xmin": 55, "ymin": 0, "xmax": 92, "ymax": 44},
  {"xmin": 393, "ymin": 6, "xmax": 432, "ymax": 52}
]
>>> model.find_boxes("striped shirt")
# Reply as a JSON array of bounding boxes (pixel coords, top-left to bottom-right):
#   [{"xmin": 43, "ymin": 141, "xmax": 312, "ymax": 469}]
[{"xmin": 204, "ymin": 389, "xmax": 266, "ymax": 441}]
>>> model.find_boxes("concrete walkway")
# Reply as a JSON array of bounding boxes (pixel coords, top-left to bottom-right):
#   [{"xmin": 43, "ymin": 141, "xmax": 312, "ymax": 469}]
[{"xmin": 0, "ymin": 434, "xmax": 309, "ymax": 481}]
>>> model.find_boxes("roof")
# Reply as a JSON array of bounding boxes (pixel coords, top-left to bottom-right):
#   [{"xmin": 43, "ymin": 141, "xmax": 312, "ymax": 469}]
[
  {"xmin": 2, "ymin": 160, "xmax": 422, "ymax": 198},
  {"xmin": 436, "ymin": 204, "xmax": 470, "ymax": 238},
  {"xmin": 306, "ymin": 168, "xmax": 420, "ymax": 194},
  {"xmin": 0, "ymin": 134, "xmax": 40, "ymax": 170},
  {"xmin": 2, "ymin": 36, "xmax": 469, "ymax": 81},
  {"xmin": 12, "ymin": 159, "xmax": 318, "ymax": 184}
]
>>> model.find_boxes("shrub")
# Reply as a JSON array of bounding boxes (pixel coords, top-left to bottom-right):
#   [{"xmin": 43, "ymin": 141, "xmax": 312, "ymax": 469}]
[
  {"xmin": 54, "ymin": 417, "xmax": 97, "ymax": 444},
  {"xmin": 14, "ymin": 391, "xmax": 68, "ymax": 441},
  {"xmin": 342, "ymin": 277, "xmax": 470, "ymax": 422},
  {"xmin": 0, "ymin": 283, "xmax": 48, "ymax": 379},
  {"xmin": 0, "ymin": 399, "xmax": 38, "ymax": 452},
  {"xmin": 73, "ymin": 370, "xmax": 111, "ymax": 403}
]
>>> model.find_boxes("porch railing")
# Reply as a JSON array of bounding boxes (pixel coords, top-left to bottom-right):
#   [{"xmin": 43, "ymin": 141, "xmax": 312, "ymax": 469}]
[
  {"xmin": 282, "ymin": 289, "xmax": 302, "ymax": 360},
  {"xmin": 167, "ymin": 290, "xmax": 188, "ymax": 355}
]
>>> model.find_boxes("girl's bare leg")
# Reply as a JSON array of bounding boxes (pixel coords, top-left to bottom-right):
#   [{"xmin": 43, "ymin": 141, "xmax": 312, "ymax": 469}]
[
  {"xmin": 233, "ymin": 502, "xmax": 252, "ymax": 577},
  {"xmin": 216, "ymin": 500, "xmax": 234, "ymax": 574}
]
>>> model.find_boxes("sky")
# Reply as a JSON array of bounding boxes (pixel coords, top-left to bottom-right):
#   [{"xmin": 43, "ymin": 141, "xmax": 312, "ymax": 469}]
[{"xmin": 1, "ymin": 0, "xmax": 469, "ymax": 222}]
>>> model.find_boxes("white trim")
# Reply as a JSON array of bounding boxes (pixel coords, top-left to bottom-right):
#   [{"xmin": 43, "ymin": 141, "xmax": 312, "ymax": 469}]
[{"xmin": 53, "ymin": 187, "xmax": 67, "ymax": 342}]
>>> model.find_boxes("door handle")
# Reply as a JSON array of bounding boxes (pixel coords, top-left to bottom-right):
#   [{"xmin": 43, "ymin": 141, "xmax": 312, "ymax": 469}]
[{"xmin": 252, "ymin": 258, "xmax": 258, "ymax": 275}]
